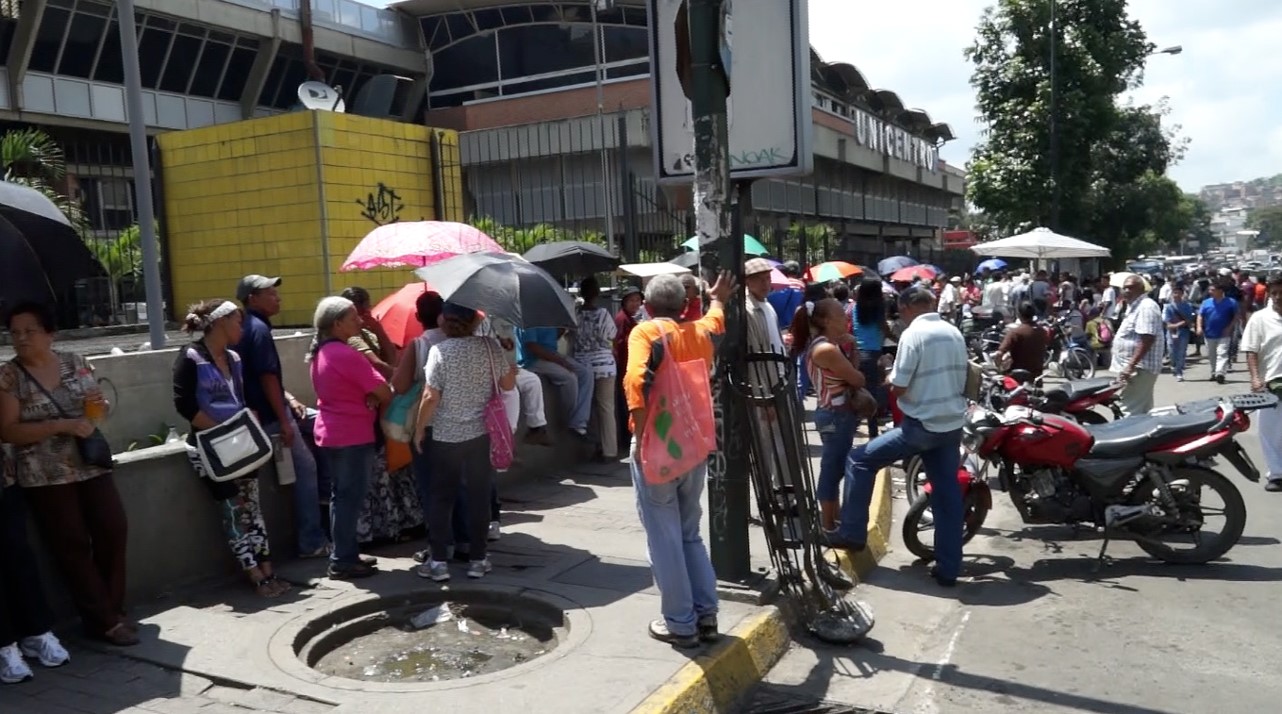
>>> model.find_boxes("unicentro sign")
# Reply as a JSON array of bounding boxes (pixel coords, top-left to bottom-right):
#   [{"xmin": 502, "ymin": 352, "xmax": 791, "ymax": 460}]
[{"xmin": 851, "ymin": 107, "xmax": 940, "ymax": 172}]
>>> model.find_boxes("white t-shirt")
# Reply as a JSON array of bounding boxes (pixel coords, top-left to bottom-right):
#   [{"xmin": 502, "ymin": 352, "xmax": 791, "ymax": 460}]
[
  {"xmin": 982, "ymin": 281, "xmax": 1007, "ymax": 310},
  {"xmin": 1241, "ymin": 308, "xmax": 1282, "ymax": 383},
  {"xmin": 889, "ymin": 313, "xmax": 968, "ymax": 433}
]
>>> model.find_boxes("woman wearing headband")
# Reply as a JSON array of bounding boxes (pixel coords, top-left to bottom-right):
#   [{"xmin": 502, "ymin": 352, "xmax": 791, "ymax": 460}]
[{"xmin": 172, "ymin": 299, "xmax": 289, "ymax": 598}]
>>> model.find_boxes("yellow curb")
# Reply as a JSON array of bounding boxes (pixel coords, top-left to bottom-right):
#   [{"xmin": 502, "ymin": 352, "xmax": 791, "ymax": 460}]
[
  {"xmin": 630, "ymin": 608, "xmax": 791, "ymax": 714},
  {"xmin": 630, "ymin": 468, "xmax": 894, "ymax": 714},
  {"xmin": 824, "ymin": 466, "xmax": 894, "ymax": 585}
]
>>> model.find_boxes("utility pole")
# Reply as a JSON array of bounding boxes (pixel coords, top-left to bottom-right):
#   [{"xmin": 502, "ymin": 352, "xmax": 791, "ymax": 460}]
[
  {"xmin": 117, "ymin": 0, "xmax": 166, "ymax": 349},
  {"xmin": 687, "ymin": 0, "xmax": 750, "ymax": 582},
  {"xmin": 1047, "ymin": 0, "xmax": 1060, "ymax": 232}
]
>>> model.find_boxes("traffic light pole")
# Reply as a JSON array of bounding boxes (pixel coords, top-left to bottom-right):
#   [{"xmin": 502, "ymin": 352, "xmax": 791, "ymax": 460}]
[{"xmin": 687, "ymin": 0, "xmax": 751, "ymax": 582}]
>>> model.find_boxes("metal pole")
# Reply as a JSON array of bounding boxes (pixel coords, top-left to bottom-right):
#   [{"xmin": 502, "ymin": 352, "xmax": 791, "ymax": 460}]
[
  {"xmin": 117, "ymin": 0, "xmax": 165, "ymax": 349},
  {"xmin": 689, "ymin": 0, "xmax": 750, "ymax": 582},
  {"xmin": 1048, "ymin": 0, "xmax": 1060, "ymax": 231},
  {"xmin": 589, "ymin": 1, "xmax": 616, "ymax": 254},
  {"xmin": 617, "ymin": 114, "xmax": 639, "ymax": 263}
]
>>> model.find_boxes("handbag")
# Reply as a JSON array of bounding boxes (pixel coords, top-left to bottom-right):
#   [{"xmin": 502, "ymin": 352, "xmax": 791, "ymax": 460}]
[
  {"xmin": 195, "ymin": 408, "xmax": 273, "ymax": 482},
  {"xmin": 16, "ymin": 361, "xmax": 113, "ymax": 469},
  {"xmin": 382, "ymin": 337, "xmax": 424, "ymax": 443},
  {"xmin": 482, "ymin": 341, "xmax": 515, "ymax": 470},
  {"xmin": 639, "ymin": 323, "xmax": 716, "ymax": 485}
]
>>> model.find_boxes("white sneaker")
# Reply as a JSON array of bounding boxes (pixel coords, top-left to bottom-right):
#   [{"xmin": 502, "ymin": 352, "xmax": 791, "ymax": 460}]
[
  {"xmin": 467, "ymin": 559, "xmax": 492, "ymax": 578},
  {"xmin": 416, "ymin": 560, "xmax": 450, "ymax": 582},
  {"xmin": 487, "ymin": 521, "xmax": 501, "ymax": 542},
  {"xmin": 20, "ymin": 632, "xmax": 69, "ymax": 668},
  {"xmin": 0, "ymin": 643, "xmax": 33, "ymax": 684}
]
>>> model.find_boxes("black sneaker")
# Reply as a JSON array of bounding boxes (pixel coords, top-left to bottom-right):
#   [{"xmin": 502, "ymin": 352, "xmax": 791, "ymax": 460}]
[
  {"xmin": 648, "ymin": 620, "xmax": 700, "ymax": 649},
  {"xmin": 929, "ymin": 566, "xmax": 957, "ymax": 588},
  {"xmin": 327, "ymin": 562, "xmax": 377, "ymax": 580},
  {"xmin": 697, "ymin": 615, "xmax": 720, "ymax": 642},
  {"xmin": 822, "ymin": 530, "xmax": 866, "ymax": 552}
]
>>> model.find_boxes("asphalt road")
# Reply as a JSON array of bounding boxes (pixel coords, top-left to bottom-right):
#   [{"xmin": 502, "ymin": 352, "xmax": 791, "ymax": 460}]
[{"xmin": 757, "ymin": 357, "xmax": 1282, "ymax": 714}]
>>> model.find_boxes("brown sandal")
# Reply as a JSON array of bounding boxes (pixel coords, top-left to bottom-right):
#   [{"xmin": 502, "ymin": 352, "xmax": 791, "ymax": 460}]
[{"xmin": 102, "ymin": 623, "xmax": 140, "ymax": 647}]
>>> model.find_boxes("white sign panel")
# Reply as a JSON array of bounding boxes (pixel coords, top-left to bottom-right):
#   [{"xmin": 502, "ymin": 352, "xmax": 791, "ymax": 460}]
[{"xmin": 649, "ymin": 0, "xmax": 813, "ymax": 183}]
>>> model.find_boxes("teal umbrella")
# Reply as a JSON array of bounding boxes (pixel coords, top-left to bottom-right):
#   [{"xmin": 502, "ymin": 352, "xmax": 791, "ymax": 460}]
[{"xmin": 682, "ymin": 233, "xmax": 769, "ymax": 256}]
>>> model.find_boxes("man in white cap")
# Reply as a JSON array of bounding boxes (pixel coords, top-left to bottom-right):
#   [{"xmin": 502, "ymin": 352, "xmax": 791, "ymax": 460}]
[{"xmin": 939, "ymin": 276, "xmax": 961, "ymax": 324}]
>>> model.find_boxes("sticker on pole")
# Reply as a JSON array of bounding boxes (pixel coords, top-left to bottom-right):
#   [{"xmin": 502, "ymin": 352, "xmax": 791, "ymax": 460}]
[{"xmin": 649, "ymin": 0, "xmax": 813, "ymax": 184}]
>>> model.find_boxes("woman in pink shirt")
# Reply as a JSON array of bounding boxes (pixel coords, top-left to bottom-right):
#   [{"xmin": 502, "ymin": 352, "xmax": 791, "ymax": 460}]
[{"xmin": 307, "ymin": 297, "xmax": 392, "ymax": 579}]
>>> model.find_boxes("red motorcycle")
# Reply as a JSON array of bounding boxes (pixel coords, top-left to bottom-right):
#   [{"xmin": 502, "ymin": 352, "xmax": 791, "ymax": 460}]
[
  {"xmin": 903, "ymin": 373, "xmax": 1125, "ymax": 501},
  {"xmin": 901, "ymin": 393, "xmax": 1275, "ymax": 567}
]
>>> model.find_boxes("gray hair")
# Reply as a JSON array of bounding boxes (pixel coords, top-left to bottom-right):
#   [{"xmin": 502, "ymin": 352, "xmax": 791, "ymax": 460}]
[
  {"xmin": 306, "ymin": 296, "xmax": 355, "ymax": 362},
  {"xmin": 897, "ymin": 286, "xmax": 936, "ymax": 310},
  {"xmin": 645, "ymin": 274, "xmax": 688, "ymax": 316},
  {"xmin": 680, "ymin": 273, "xmax": 698, "ymax": 289}
]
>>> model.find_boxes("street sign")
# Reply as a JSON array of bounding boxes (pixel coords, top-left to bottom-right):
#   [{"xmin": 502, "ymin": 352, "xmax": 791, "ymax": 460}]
[{"xmin": 648, "ymin": 0, "xmax": 813, "ymax": 183}]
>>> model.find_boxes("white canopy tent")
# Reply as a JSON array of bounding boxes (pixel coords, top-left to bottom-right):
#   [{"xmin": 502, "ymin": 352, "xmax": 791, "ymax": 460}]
[{"xmin": 971, "ymin": 227, "xmax": 1111, "ymax": 259}]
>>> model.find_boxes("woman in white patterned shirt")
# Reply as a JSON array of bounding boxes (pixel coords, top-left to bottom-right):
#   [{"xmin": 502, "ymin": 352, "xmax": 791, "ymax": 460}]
[{"xmin": 573, "ymin": 277, "xmax": 620, "ymax": 460}]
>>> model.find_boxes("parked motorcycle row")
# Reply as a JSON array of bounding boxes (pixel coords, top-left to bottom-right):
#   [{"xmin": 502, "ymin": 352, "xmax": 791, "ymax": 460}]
[
  {"xmin": 965, "ymin": 307, "xmax": 1097, "ymax": 381},
  {"xmin": 900, "ymin": 369, "xmax": 1276, "ymax": 568}
]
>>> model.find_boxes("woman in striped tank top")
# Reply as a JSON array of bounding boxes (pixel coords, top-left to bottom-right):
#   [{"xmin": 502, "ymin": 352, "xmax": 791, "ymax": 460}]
[{"xmin": 790, "ymin": 298, "xmax": 869, "ymax": 534}]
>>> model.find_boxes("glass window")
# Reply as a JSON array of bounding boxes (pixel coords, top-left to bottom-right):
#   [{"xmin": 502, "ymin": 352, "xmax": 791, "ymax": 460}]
[
  {"xmin": 136, "ymin": 25, "xmax": 173, "ymax": 89},
  {"xmin": 93, "ymin": 19, "xmax": 124, "ymax": 84},
  {"xmin": 502, "ymin": 71, "xmax": 595, "ymax": 97},
  {"xmin": 429, "ymin": 35, "xmax": 497, "ymax": 92},
  {"xmin": 58, "ymin": 11, "xmax": 108, "ymax": 78},
  {"xmin": 603, "ymin": 26, "xmax": 647, "ymax": 64},
  {"xmin": 159, "ymin": 33, "xmax": 202, "ymax": 93},
  {"xmin": 189, "ymin": 40, "xmax": 230, "ymax": 98},
  {"xmin": 257, "ymin": 54, "xmax": 289, "ymax": 106},
  {"xmin": 360, "ymin": 6, "xmax": 380, "ymax": 33},
  {"xmin": 498, "ymin": 25, "xmax": 598, "ymax": 82},
  {"xmin": 423, "ymin": 18, "xmax": 446, "ymax": 51},
  {"xmin": 331, "ymin": 60, "xmax": 358, "ymax": 96},
  {"xmin": 339, "ymin": 0, "xmax": 361, "ymax": 28},
  {"xmin": 29, "ymin": 7, "xmax": 71, "ymax": 73},
  {"xmin": 143, "ymin": 15, "xmax": 175, "ymax": 32},
  {"xmin": 500, "ymin": 7, "xmax": 532, "ymax": 25},
  {"xmin": 473, "ymin": 9, "xmax": 503, "ymax": 32},
  {"xmin": 273, "ymin": 58, "xmax": 310, "ymax": 108},
  {"xmin": 0, "ymin": 20, "xmax": 16, "ymax": 62},
  {"xmin": 217, "ymin": 45, "xmax": 257, "ymax": 101},
  {"xmin": 606, "ymin": 63, "xmax": 648, "ymax": 81},
  {"xmin": 444, "ymin": 14, "xmax": 472, "ymax": 44}
]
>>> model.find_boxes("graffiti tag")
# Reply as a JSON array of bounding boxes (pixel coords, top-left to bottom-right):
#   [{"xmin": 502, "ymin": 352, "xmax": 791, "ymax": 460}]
[
  {"xmin": 356, "ymin": 183, "xmax": 404, "ymax": 226},
  {"xmin": 672, "ymin": 146, "xmax": 791, "ymax": 172}
]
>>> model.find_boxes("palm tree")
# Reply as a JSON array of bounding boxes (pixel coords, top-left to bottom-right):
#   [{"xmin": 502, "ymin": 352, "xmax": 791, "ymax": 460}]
[
  {"xmin": 0, "ymin": 127, "xmax": 89, "ymax": 234},
  {"xmin": 88, "ymin": 222, "xmax": 161, "ymax": 313}
]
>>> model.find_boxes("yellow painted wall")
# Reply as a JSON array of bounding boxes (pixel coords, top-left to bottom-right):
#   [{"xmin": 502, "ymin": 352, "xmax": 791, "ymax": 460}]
[{"xmin": 158, "ymin": 111, "xmax": 464, "ymax": 327}]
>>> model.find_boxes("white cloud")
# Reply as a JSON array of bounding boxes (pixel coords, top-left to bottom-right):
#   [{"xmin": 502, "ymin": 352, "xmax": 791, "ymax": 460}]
[{"xmin": 808, "ymin": 0, "xmax": 1282, "ymax": 191}]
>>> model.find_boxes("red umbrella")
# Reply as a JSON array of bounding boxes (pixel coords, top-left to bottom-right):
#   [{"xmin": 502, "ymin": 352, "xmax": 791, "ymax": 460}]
[
  {"xmin": 889, "ymin": 265, "xmax": 938, "ymax": 283},
  {"xmin": 372, "ymin": 282, "xmax": 434, "ymax": 348},
  {"xmin": 341, "ymin": 221, "xmax": 503, "ymax": 271}
]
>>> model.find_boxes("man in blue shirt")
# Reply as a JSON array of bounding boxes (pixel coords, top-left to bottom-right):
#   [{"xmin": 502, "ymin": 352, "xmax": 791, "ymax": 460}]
[
  {"xmin": 516, "ymin": 326, "xmax": 592, "ymax": 436},
  {"xmin": 1195, "ymin": 278, "xmax": 1238, "ymax": 383},
  {"xmin": 232, "ymin": 275, "xmax": 329, "ymax": 558}
]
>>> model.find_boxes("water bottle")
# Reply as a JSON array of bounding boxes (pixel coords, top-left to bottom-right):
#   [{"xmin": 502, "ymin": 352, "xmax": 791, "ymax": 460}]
[
  {"xmin": 165, "ymin": 426, "xmax": 182, "ymax": 444},
  {"xmin": 78, "ymin": 368, "xmax": 106, "ymax": 425}
]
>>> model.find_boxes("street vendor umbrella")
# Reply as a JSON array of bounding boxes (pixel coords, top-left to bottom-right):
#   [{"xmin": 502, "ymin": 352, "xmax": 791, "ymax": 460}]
[
  {"xmin": 1108, "ymin": 272, "xmax": 1152, "ymax": 292},
  {"xmin": 889, "ymin": 265, "xmax": 938, "ymax": 283},
  {"xmin": 971, "ymin": 227, "xmax": 1110, "ymax": 259},
  {"xmin": 804, "ymin": 261, "xmax": 863, "ymax": 283},
  {"xmin": 0, "ymin": 182, "xmax": 100, "ymax": 306},
  {"xmin": 371, "ymin": 282, "xmax": 436, "ymax": 348},
  {"xmin": 682, "ymin": 233, "xmax": 769, "ymax": 256},
  {"xmin": 341, "ymin": 221, "xmax": 503, "ymax": 270},
  {"xmin": 877, "ymin": 256, "xmax": 918, "ymax": 275},
  {"xmin": 523, "ymin": 240, "xmax": 619, "ymax": 276},
  {"xmin": 669, "ymin": 251, "xmax": 701, "ymax": 269},
  {"xmin": 975, "ymin": 258, "xmax": 1007, "ymax": 273},
  {"xmin": 414, "ymin": 252, "xmax": 577, "ymax": 329}
]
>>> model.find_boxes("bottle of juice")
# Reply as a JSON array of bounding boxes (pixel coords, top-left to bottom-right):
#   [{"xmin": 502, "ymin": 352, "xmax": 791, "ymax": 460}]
[{"xmin": 79, "ymin": 368, "xmax": 107, "ymax": 425}]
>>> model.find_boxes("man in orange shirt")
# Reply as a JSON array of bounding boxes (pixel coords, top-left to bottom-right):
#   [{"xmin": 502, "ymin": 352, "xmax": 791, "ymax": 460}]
[{"xmin": 624, "ymin": 270, "xmax": 733, "ymax": 649}]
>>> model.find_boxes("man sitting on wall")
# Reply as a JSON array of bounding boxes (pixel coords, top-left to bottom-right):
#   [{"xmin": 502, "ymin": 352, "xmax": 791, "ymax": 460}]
[{"xmin": 516, "ymin": 325, "xmax": 593, "ymax": 439}]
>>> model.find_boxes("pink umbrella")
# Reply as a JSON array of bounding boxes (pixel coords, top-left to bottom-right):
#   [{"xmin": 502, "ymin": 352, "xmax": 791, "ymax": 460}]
[
  {"xmin": 341, "ymin": 221, "xmax": 504, "ymax": 271},
  {"xmin": 769, "ymin": 267, "xmax": 803, "ymax": 290}
]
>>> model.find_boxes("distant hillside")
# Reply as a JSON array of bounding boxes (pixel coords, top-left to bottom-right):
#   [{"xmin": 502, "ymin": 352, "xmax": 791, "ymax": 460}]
[{"xmin": 1200, "ymin": 174, "xmax": 1282, "ymax": 212}]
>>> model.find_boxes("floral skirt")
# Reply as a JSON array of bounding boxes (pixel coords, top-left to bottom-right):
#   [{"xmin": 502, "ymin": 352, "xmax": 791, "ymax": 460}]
[{"xmin": 355, "ymin": 449, "xmax": 422, "ymax": 544}]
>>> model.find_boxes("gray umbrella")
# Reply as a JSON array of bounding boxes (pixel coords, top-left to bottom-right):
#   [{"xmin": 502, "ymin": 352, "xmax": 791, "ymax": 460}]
[{"xmin": 413, "ymin": 252, "xmax": 577, "ymax": 329}]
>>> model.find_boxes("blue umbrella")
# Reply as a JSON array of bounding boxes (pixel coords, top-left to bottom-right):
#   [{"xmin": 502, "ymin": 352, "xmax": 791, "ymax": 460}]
[
  {"xmin": 877, "ymin": 256, "xmax": 918, "ymax": 275},
  {"xmin": 975, "ymin": 258, "xmax": 1007, "ymax": 273}
]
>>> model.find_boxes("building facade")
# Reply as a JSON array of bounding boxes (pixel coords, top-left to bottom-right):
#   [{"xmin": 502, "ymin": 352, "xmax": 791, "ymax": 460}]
[{"xmin": 396, "ymin": 0, "xmax": 966, "ymax": 266}]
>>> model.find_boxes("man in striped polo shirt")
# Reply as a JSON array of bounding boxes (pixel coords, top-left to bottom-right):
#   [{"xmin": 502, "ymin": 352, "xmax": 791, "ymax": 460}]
[{"xmin": 827, "ymin": 287, "xmax": 969, "ymax": 587}]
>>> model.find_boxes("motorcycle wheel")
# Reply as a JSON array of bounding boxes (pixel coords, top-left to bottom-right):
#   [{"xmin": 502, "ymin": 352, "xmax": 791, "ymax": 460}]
[
  {"xmin": 1129, "ymin": 466, "xmax": 1246, "ymax": 565},
  {"xmin": 903, "ymin": 454, "xmax": 926, "ymax": 502},
  {"xmin": 1059, "ymin": 348, "xmax": 1095, "ymax": 380},
  {"xmin": 901, "ymin": 489, "xmax": 990, "ymax": 563}
]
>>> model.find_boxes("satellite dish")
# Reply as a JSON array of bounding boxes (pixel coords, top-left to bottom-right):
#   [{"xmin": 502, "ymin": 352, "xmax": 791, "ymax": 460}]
[{"xmin": 297, "ymin": 81, "xmax": 345, "ymax": 112}]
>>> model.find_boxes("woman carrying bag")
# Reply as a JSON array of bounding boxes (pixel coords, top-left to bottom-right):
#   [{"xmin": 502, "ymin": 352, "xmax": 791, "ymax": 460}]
[{"xmin": 172, "ymin": 299, "xmax": 289, "ymax": 598}]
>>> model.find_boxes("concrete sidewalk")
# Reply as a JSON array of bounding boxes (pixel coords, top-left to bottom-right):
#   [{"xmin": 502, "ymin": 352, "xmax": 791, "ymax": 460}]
[{"xmin": 0, "ymin": 460, "xmax": 780, "ymax": 714}]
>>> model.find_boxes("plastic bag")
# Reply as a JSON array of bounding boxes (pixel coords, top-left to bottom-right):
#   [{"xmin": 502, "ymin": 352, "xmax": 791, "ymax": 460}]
[{"xmin": 639, "ymin": 326, "xmax": 716, "ymax": 484}]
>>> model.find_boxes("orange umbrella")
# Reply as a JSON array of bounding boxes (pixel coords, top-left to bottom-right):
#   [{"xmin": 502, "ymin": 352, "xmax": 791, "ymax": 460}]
[
  {"xmin": 372, "ymin": 282, "xmax": 435, "ymax": 348},
  {"xmin": 804, "ymin": 261, "xmax": 863, "ymax": 283},
  {"xmin": 889, "ymin": 265, "xmax": 938, "ymax": 283}
]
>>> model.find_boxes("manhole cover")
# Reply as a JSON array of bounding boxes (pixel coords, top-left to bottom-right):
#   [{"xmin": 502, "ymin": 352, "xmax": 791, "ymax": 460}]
[{"xmin": 294, "ymin": 590, "xmax": 567, "ymax": 684}]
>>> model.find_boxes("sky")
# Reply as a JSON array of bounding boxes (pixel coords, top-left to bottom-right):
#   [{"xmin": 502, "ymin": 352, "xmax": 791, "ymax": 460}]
[{"xmin": 375, "ymin": 0, "xmax": 1281, "ymax": 192}]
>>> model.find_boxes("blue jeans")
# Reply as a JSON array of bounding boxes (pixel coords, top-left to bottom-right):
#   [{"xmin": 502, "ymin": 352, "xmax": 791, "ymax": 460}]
[
  {"xmin": 858, "ymin": 356, "xmax": 887, "ymax": 438},
  {"xmin": 630, "ymin": 446, "xmax": 719, "ymax": 637},
  {"xmin": 1169, "ymin": 330, "xmax": 1190, "ymax": 377},
  {"xmin": 813, "ymin": 407, "xmax": 857, "ymax": 503},
  {"xmin": 266, "ymin": 415, "xmax": 328, "ymax": 554},
  {"xmin": 840, "ymin": 416, "xmax": 964, "ymax": 579},
  {"xmin": 322, "ymin": 443, "xmax": 376, "ymax": 568},
  {"xmin": 528, "ymin": 358, "xmax": 593, "ymax": 432},
  {"xmin": 411, "ymin": 437, "xmax": 468, "ymax": 549},
  {"xmin": 796, "ymin": 354, "xmax": 812, "ymax": 400}
]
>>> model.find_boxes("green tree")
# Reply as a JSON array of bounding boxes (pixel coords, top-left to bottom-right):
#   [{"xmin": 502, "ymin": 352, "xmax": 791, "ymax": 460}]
[
  {"xmin": 965, "ymin": 0, "xmax": 1177, "ymax": 262},
  {"xmin": 0, "ymin": 127, "xmax": 89, "ymax": 234},
  {"xmin": 87, "ymin": 223, "xmax": 162, "ymax": 312},
  {"xmin": 1247, "ymin": 205, "xmax": 1282, "ymax": 249},
  {"xmin": 468, "ymin": 216, "xmax": 606, "ymax": 255}
]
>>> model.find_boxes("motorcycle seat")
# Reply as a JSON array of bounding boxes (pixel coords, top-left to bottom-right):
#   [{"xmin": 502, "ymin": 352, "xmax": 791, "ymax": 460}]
[
  {"xmin": 1044, "ymin": 377, "xmax": 1115, "ymax": 404},
  {"xmin": 1085, "ymin": 411, "xmax": 1221, "ymax": 458}
]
